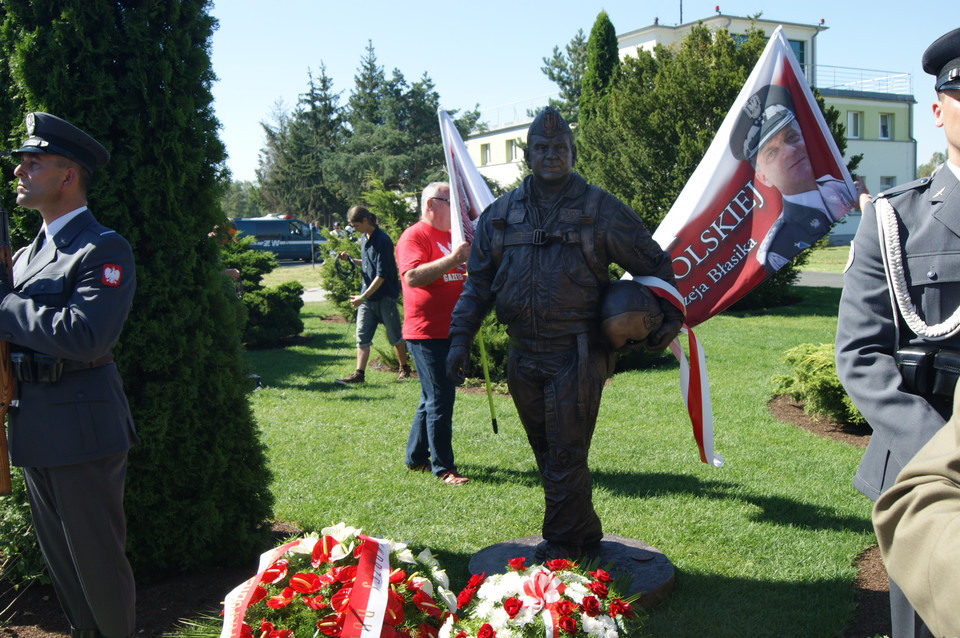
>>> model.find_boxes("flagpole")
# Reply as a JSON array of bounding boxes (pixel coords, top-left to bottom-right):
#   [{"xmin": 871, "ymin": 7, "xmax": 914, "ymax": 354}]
[{"xmin": 476, "ymin": 328, "xmax": 498, "ymax": 434}]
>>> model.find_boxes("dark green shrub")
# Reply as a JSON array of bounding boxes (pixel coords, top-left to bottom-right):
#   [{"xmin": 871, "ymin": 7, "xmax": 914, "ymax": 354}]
[
  {"xmin": 773, "ymin": 343, "xmax": 866, "ymax": 426},
  {"xmin": 243, "ymin": 282, "xmax": 306, "ymax": 348},
  {"xmin": 0, "ymin": 473, "xmax": 46, "ymax": 586}
]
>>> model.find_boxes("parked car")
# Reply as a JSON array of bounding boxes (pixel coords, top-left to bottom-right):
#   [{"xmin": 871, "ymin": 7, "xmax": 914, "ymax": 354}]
[{"xmin": 230, "ymin": 215, "xmax": 326, "ymax": 262}]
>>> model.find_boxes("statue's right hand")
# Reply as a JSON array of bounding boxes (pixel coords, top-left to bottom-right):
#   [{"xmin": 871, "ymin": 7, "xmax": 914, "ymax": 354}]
[{"xmin": 446, "ymin": 342, "xmax": 470, "ymax": 385}]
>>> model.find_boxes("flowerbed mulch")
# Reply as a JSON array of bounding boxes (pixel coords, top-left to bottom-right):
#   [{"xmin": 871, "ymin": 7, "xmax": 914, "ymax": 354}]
[{"xmin": 0, "ymin": 397, "xmax": 889, "ymax": 638}]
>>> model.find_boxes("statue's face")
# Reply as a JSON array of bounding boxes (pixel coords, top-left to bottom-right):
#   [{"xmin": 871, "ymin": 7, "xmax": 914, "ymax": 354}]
[{"xmin": 525, "ymin": 133, "xmax": 574, "ymax": 184}]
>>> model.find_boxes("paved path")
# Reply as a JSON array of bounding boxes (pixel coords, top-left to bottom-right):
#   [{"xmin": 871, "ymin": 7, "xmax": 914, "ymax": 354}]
[{"xmin": 796, "ymin": 271, "xmax": 843, "ymax": 288}]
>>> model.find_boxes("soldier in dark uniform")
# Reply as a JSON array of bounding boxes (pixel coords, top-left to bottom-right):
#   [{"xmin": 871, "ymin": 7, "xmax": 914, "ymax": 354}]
[
  {"xmin": 445, "ymin": 107, "xmax": 683, "ymax": 561},
  {"xmin": 730, "ymin": 85, "xmax": 854, "ymax": 273},
  {"xmin": 0, "ymin": 113, "xmax": 137, "ymax": 637},
  {"xmin": 835, "ymin": 27, "xmax": 960, "ymax": 638}
]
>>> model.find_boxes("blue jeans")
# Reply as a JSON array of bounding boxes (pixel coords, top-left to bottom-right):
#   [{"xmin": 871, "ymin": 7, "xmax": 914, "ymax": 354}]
[{"xmin": 405, "ymin": 339, "xmax": 457, "ymax": 475}]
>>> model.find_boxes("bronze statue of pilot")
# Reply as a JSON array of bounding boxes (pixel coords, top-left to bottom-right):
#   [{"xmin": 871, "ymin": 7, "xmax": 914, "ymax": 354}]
[{"xmin": 446, "ymin": 107, "xmax": 683, "ymax": 561}]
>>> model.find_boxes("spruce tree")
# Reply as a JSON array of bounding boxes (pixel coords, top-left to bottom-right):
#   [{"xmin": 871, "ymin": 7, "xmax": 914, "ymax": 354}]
[
  {"xmin": 539, "ymin": 29, "xmax": 587, "ymax": 125},
  {"xmin": 0, "ymin": 0, "xmax": 273, "ymax": 578},
  {"xmin": 578, "ymin": 11, "xmax": 620, "ymax": 125}
]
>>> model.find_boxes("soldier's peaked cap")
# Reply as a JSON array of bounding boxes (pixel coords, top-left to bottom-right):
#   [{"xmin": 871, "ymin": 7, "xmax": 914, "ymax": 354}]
[
  {"xmin": 729, "ymin": 84, "xmax": 796, "ymax": 162},
  {"xmin": 11, "ymin": 112, "xmax": 109, "ymax": 173},
  {"xmin": 527, "ymin": 106, "xmax": 572, "ymax": 141},
  {"xmin": 922, "ymin": 27, "xmax": 960, "ymax": 92}
]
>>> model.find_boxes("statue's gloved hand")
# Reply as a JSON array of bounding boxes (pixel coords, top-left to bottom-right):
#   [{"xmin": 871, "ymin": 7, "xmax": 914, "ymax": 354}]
[
  {"xmin": 646, "ymin": 300, "xmax": 684, "ymax": 352},
  {"xmin": 445, "ymin": 341, "xmax": 471, "ymax": 385}
]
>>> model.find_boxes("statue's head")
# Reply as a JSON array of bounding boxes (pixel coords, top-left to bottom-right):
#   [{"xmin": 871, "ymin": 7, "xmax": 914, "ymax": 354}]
[{"xmin": 524, "ymin": 106, "xmax": 575, "ymax": 186}]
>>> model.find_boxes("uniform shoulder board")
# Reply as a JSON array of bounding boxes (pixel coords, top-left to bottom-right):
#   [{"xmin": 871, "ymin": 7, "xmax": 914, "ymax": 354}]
[{"xmin": 876, "ymin": 175, "xmax": 932, "ymax": 200}]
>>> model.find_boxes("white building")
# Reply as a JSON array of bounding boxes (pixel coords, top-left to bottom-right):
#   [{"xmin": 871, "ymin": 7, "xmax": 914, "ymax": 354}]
[{"xmin": 465, "ymin": 13, "xmax": 917, "ymax": 244}]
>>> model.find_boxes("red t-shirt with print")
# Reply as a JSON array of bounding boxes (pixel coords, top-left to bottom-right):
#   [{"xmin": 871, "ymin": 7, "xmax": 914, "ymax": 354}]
[{"xmin": 396, "ymin": 221, "xmax": 466, "ymax": 340}]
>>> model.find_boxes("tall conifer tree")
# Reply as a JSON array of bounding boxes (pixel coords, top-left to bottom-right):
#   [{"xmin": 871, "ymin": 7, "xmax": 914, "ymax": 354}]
[{"xmin": 0, "ymin": 0, "xmax": 273, "ymax": 577}]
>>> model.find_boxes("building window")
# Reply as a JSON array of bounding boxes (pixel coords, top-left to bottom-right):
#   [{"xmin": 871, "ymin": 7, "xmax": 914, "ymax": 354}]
[
  {"xmin": 879, "ymin": 113, "xmax": 893, "ymax": 140},
  {"xmin": 788, "ymin": 39, "xmax": 806, "ymax": 67},
  {"xmin": 880, "ymin": 176, "xmax": 896, "ymax": 191},
  {"xmin": 847, "ymin": 112, "xmax": 862, "ymax": 139},
  {"xmin": 506, "ymin": 139, "xmax": 519, "ymax": 162},
  {"xmin": 481, "ymin": 143, "xmax": 491, "ymax": 166}
]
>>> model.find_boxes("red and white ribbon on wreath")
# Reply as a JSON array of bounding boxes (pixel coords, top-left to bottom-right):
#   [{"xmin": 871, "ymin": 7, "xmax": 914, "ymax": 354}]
[
  {"xmin": 631, "ymin": 275, "xmax": 723, "ymax": 467},
  {"xmin": 520, "ymin": 568, "xmax": 566, "ymax": 638},
  {"xmin": 221, "ymin": 539, "xmax": 301, "ymax": 638},
  {"xmin": 341, "ymin": 535, "xmax": 392, "ymax": 638}
]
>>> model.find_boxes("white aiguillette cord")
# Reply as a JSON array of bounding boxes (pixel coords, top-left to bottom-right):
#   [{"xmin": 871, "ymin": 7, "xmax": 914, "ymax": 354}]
[{"xmin": 876, "ymin": 197, "xmax": 960, "ymax": 342}]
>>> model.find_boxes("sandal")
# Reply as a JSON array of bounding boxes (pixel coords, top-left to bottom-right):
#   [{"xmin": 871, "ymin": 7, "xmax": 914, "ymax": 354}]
[
  {"xmin": 406, "ymin": 464, "xmax": 430, "ymax": 472},
  {"xmin": 438, "ymin": 470, "xmax": 469, "ymax": 486}
]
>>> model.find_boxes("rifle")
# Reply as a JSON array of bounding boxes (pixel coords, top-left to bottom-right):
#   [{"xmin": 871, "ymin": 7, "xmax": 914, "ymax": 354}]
[{"xmin": 0, "ymin": 201, "xmax": 13, "ymax": 495}]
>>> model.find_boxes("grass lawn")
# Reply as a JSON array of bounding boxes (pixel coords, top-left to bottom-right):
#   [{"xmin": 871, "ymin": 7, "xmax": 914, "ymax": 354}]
[
  {"xmin": 801, "ymin": 245, "xmax": 851, "ymax": 274},
  {"xmin": 181, "ymin": 267, "xmax": 875, "ymax": 637}
]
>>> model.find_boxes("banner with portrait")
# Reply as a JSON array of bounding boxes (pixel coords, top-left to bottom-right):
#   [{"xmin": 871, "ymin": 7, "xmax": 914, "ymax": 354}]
[{"xmin": 653, "ymin": 26, "xmax": 856, "ymax": 328}]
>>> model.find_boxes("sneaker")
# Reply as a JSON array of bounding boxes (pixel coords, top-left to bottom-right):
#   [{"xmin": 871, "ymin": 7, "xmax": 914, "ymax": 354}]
[
  {"xmin": 397, "ymin": 364, "xmax": 413, "ymax": 381},
  {"xmin": 335, "ymin": 370, "xmax": 365, "ymax": 385}
]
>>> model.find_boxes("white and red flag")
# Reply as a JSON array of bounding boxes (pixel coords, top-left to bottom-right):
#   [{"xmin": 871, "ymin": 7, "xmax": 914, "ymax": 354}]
[
  {"xmin": 650, "ymin": 25, "xmax": 856, "ymax": 465},
  {"xmin": 438, "ymin": 108, "xmax": 494, "ymax": 246}
]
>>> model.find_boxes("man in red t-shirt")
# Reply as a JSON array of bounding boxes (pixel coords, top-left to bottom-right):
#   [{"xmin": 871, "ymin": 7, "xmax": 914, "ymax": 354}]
[{"xmin": 396, "ymin": 182, "xmax": 471, "ymax": 485}]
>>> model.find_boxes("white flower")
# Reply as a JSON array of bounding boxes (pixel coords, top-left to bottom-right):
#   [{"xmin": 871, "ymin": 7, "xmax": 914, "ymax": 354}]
[
  {"xmin": 411, "ymin": 576, "xmax": 434, "ymax": 597},
  {"xmin": 395, "ymin": 548, "xmax": 416, "ymax": 564},
  {"xmin": 436, "ymin": 585, "xmax": 458, "ymax": 612},
  {"xmin": 418, "ymin": 547, "xmax": 440, "ymax": 570},
  {"xmin": 290, "ymin": 535, "xmax": 318, "ymax": 555},
  {"xmin": 581, "ymin": 613, "xmax": 619, "ymax": 638},
  {"xmin": 320, "ymin": 522, "xmax": 360, "ymax": 542},
  {"xmin": 432, "ymin": 568, "xmax": 450, "ymax": 590},
  {"xmin": 438, "ymin": 616, "xmax": 456, "ymax": 638}
]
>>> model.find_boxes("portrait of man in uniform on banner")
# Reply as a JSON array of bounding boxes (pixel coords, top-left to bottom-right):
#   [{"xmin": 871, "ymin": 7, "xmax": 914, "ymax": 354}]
[{"xmin": 653, "ymin": 26, "xmax": 857, "ymax": 328}]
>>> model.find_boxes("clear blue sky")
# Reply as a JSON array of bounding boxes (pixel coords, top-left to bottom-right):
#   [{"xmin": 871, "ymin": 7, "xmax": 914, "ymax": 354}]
[{"xmin": 209, "ymin": 1, "xmax": 950, "ymax": 183}]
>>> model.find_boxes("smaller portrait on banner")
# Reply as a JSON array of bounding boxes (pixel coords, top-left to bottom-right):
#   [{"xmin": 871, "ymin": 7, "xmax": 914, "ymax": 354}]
[{"xmin": 730, "ymin": 84, "xmax": 855, "ymax": 274}]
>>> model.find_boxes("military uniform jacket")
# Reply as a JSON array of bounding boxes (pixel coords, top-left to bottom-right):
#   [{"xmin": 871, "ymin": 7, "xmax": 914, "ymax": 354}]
[
  {"xmin": 836, "ymin": 166, "xmax": 960, "ymax": 501},
  {"xmin": 449, "ymin": 173, "xmax": 676, "ymax": 348},
  {"xmin": 0, "ymin": 209, "xmax": 138, "ymax": 468},
  {"xmin": 872, "ymin": 384, "xmax": 960, "ymax": 638}
]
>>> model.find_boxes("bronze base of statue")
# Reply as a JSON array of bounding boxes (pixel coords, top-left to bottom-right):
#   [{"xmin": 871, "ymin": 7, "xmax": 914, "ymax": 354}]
[{"xmin": 467, "ymin": 534, "xmax": 674, "ymax": 608}]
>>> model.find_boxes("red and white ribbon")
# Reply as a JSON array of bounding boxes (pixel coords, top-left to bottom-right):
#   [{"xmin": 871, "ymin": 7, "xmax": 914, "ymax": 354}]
[
  {"xmin": 632, "ymin": 276, "xmax": 723, "ymax": 467},
  {"xmin": 341, "ymin": 535, "xmax": 392, "ymax": 638},
  {"xmin": 521, "ymin": 569, "xmax": 565, "ymax": 638},
  {"xmin": 221, "ymin": 539, "xmax": 301, "ymax": 638}
]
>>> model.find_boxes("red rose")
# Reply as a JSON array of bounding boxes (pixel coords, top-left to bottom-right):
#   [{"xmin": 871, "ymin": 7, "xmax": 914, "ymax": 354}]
[
  {"xmin": 507, "ymin": 557, "xmax": 526, "ymax": 571},
  {"xmin": 466, "ymin": 572, "xmax": 486, "ymax": 589},
  {"xmin": 608, "ymin": 598, "xmax": 633, "ymax": 619},
  {"xmin": 456, "ymin": 587, "xmax": 477, "ymax": 609},
  {"xmin": 502, "ymin": 597, "xmax": 523, "ymax": 618},
  {"xmin": 476, "ymin": 623, "xmax": 496, "ymax": 638},
  {"xmin": 588, "ymin": 568, "xmax": 612, "ymax": 583},
  {"xmin": 555, "ymin": 599, "xmax": 576, "ymax": 617},
  {"xmin": 558, "ymin": 616, "xmax": 577, "ymax": 634},
  {"xmin": 454, "ymin": 632, "xmax": 467, "ymax": 638},
  {"xmin": 580, "ymin": 595, "xmax": 601, "ymax": 617},
  {"xmin": 586, "ymin": 581, "xmax": 608, "ymax": 599},
  {"xmin": 545, "ymin": 558, "xmax": 572, "ymax": 572}
]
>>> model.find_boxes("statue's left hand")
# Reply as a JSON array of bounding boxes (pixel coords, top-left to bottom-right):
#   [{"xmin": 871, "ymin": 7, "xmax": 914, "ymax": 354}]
[
  {"xmin": 645, "ymin": 301, "xmax": 684, "ymax": 352},
  {"xmin": 445, "ymin": 342, "xmax": 471, "ymax": 385}
]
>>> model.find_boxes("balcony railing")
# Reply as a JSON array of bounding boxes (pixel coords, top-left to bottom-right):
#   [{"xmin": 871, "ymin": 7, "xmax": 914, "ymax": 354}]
[{"xmin": 809, "ymin": 64, "xmax": 912, "ymax": 95}]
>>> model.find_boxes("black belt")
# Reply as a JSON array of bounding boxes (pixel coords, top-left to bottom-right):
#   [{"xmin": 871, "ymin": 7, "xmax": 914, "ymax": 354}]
[
  {"xmin": 11, "ymin": 351, "xmax": 114, "ymax": 383},
  {"xmin": 895, "ymin": 346, "xmax": 960, "ymax": 398}
]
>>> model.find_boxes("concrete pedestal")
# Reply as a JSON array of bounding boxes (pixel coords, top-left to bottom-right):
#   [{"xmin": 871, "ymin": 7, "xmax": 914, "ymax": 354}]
[{"xmin": 467, "ymin": 534, "xmax": 674, "ymax": 608}]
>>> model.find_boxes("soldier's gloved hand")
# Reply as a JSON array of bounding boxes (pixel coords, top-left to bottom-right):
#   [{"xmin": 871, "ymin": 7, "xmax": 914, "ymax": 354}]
[
  {"xmin": 446, "ymin": 341, "xmax": 471, "ymax": 385},
  {"xmin": 645, "ymin": 301, "xmax": 684, "ymax": 352}
]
